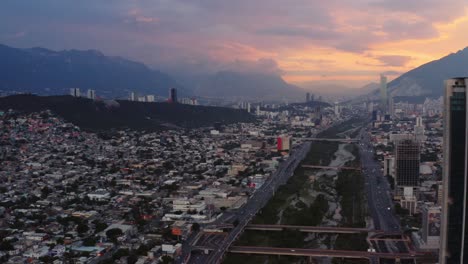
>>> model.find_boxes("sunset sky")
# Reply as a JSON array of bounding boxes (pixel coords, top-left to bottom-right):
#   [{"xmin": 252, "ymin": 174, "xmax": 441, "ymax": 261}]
[{"xmin": 1, "ymin": 0, "xmax": 468, "ymax": 89}]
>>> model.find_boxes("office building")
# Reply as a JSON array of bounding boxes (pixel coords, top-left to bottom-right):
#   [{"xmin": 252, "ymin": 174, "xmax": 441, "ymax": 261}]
[
  {"xmin": 400, "ymin": 187, "xmax": 417, "ymax": 216},
  {"xmin": 440, "ymin": 78, "xmax": 468, "ymax": 263},
  {"xmin": 86, "ymin": 89, "xmax": 96, "ymax": 100},
  {"xmin": 169, "ymin": 88, "xmax": 178, "ymax": 103},
  {"xmin": 70, "ymin": 88, "xmax": 80, "ymax": 97},
  {"xmin": 389, "ymin": 96, "xmax": 395, "ymax": 116},
  {"xmin": 383, "ymin": 156, "xmax": 395, "ymax": 178},
  {"xmin": 277, "ymin": 136, "xmax": 291, "ymax": 151},
  {"xmin": 146, "ymin": 95, "xmax": 155, "ymax": 102},
  {"xmin": 334, "ymin": 102, "xmax": 340, "ymax": 117},
  {"xmin": 306, "ymin": 93, "xmax": 310, "ymax": 102},
  {"xmin": 422, "ymin": 205, "xmax": 441, "ymax": 249},
  {"xmin": 415, "ymin": 116, "xmax": 426, "ymax": 142},
  {"xmin": 130, "ymin": 92, "xmax": 136, "ymax": 101},
  {"xmin": 380, "ymin": 74, "xmax": 388, "ymax": 113},
  {"xmin": 395, "ymin": 138, "xmax": 420, "ymax": 187},
  {"xmin": 368, "ymin": 101, "xmax": 374, "ymax": 113}
]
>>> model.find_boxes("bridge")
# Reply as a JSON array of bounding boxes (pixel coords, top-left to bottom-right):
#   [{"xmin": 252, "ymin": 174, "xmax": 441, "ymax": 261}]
[
  {"xmin": 259, "ymin": 135, "xmax": 358, "ymax": 143},
  {"xmin": 300, "ymin": 138, "xmax": 358, "ymax": 143},
  {"xmin": 245, "ymin": 224, "xmax": 373, "ymax": 234},
  {"xmin": 301, "ymin": 165, "xmax": 361, "ymax": 171},
  {"xmin": 228, "ymin": 246, "xmax": 424, "ymax": 260}
]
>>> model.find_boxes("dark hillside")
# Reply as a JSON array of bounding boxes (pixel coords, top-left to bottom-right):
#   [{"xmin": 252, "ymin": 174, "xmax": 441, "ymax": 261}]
[{"xmin": 0, "ymin": 95, "xmax": 255, "ymax": 131}]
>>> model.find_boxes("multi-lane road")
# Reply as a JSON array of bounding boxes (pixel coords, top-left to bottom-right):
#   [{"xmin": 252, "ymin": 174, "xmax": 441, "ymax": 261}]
[
  {"xmin": 359, "ymin": 127, "xmax": 413, "ymax": 262},
  {"xmin": 359, "ymin": 128, "xmax": 400, "ymax": 232},
  {"xmin": 181, "ymin": 123, "xmax": 411, "ymax": 264},
  {"xmin": 179, "ymin": 142, "xmax": 311, "ymax": 264}
]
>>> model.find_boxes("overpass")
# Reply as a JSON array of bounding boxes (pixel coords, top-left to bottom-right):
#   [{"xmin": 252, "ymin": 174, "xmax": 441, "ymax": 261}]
[
  {"xmin": 229, "ymin": 246, "xmax": 423, "ymax": 260},
  {"xmin": 301, "ymin": 165, "xmax": 361, "ymax": 171},
  {"xmin": 245, "ymin": 224, "xmax": 373, "ymax": 234},
  {"xmin": 300, "ymin": 138, "xmax": 358, "ymax": 143},
  {"xmin": 259, "ymin": 135, "xmax": 358, "ymax": 143}
]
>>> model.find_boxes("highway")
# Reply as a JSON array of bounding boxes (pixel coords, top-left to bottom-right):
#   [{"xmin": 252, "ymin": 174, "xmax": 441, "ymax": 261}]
[
  {"xmin": 245, "ymin": 224, "xmax": 372, "ymax": 234},
  {"xmin": 182, "ymin": 142, "xmax": 312, "ymax": 264},
  {"xmin": 228, "ymin": 246, "xmax": 421, "ymax": 260},
  {"xmin": 358, "ymin": 127, "xmax": 412, "ymax": 263},
  {"xmin": 359, "ymin": 128, "xmax": 400, "ymax": 232}
]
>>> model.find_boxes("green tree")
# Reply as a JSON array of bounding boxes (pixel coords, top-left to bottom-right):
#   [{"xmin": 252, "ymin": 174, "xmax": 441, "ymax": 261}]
[
  {"xmin": 77, "ymin": 223, "xmax": 89, "ymax": 235},
  {"xmin": 191, "ymin": 223, "xmax": 200, "ymax": 232},
  {"xmin": 106, "ymin": 228, "xmax": 123, "ymax": 243},
  {"xmin": 161, "ymin": 255, "xmax": 174, "ymax": 264}
]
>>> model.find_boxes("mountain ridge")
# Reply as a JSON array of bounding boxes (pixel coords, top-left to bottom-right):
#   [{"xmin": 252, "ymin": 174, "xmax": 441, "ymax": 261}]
[
  {"xmin": 0, "ymin": 44, "xmax": 183, "ymax": 98},
  {"xmin": 387, "ymin": 47, "xmax": 468, "ymax": 97}
]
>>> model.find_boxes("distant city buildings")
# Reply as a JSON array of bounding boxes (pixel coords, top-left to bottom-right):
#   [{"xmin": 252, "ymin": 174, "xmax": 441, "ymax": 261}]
[
  {"xmin": 440, "ymin": 77, "xmax": 468, "ymax": 264},
  {"xmin": 169, "ymin": 88, "xmax": 178, "ymax": 103},
  {"xmin": 130, "ymin": 92, "xmax": 136, "ymax": 101},
  {"xmin": 306, "ymin": 92, "xmax": 310, "ymax": 102},
  {"xmin": 146, "ymin": 95, "xmax": 155, "ymax": 102},
  {"xmin": 334, "ymin": 102, "xmax": 340, "ymax": 117},
  {"xmin": 70, "ymin": 88, "xmax": 80, "ymax": 97},
  {"xmin": 414, "ymin": 116, "xmax": 426, "ymax": 142},
  {"xmin": 86, "ymin": 89, "xmax": 96, "ymax": 100},
  {"xmin": 380, "ymin": 74, "xmax": 388, "ymax": 113}
]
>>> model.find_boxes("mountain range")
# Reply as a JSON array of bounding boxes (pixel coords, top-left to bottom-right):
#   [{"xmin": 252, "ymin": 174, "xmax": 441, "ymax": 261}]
[
  {"xmin": 387, "ymin": 47, "xmax": 468, "ymax": 97},
  {"xmin": 1, "ymin": 43, "xmax": 468, "ymax": 99},
  {"xmin": 0, "ymin": 44, "xmax": 302, "ymax": 100},
  {"xmin": 186, "ymin": 71, "xmax": 303, "ymax": 100},
  {"xmin": 0, "ymin": 44, "xmax": 181, "ymax": 98}
]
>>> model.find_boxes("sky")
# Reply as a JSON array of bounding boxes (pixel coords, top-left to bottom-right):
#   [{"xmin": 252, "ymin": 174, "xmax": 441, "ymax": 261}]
[{"xmin": 1, "ymin": 0, "xmax": 468, "ymax": 89}]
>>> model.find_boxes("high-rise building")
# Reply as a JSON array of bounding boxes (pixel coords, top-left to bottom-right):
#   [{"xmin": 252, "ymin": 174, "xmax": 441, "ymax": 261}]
[
  {"xmin": 414, "ymin": 116, "xmax": 426, "ymax": 142},
  {"xmin": 130, "ymin": 92, "xmax": 136, "ymax": 101},
  {"xmin": 334, "ymin": 102, "xmax": 340, "ymax": 117},
  {"xmin": 389, "ymin": 96, "xmax": 395, "ymax": 116},
  {"xmin": 70, "ymin": 88, "xmax": 80, "ymax": 97},
  {"xmin": 368, "ymin": 102, "xmax": 374, "ymax": 113},
  {"xmin": 395, "ymin": 138, "xmax": 420, "ymax": 187},
  {"xmin": 380, "ymin": 74, "xmax": 388, "ymax": 113},
  {"xmin": 169, "ymin": 88, "xmax": 178, "ymax": 103},
  {"xmin": 440, "ymin": 78, "xmax": 468, "ymax": 263},
  {"xmin": 86, "ymin": 89, "xmax": 96, "ymax": 100},
  {"xmin": 383, "ymin": 156, "xmax": 395, "ymax": 178},
  {"xmin": 277, "ymin": 136, "xmax": 291, "ymax": 151},
  {"xmin": 306, "ymin": 92, "xmax": 310, "ymax": 102},
  {"xmin": 146, "ymin": 95, "xmax": 155, "ymax": 102},
  {"xmin": 422, "ymin": 204, "xmax": 441, "ymax": 249}
]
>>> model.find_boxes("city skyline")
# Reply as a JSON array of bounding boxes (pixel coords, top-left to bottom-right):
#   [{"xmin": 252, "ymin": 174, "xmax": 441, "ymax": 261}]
[{"xmin": 1, "ymin": 1, "xmax": 468, "ymax": 88}]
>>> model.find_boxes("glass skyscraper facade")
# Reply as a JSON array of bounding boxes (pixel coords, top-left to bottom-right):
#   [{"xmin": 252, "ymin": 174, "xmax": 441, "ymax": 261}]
[{"xmin": 440, "ymin": 78, "xmax": 468, "ymax": 263}]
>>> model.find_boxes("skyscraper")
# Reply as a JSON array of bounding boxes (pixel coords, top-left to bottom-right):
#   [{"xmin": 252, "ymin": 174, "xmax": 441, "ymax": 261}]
[
  {"xmin": 87, "ymin": 89, "xmax": 96, "ymax": 100},
  {"xmin": 414, "ymin": 116, "xmax": 426, "ymax": 142},
  {"xmin": 395, "ymin": 138, "xmax": 420, "ymax": 187},
  {"xmin": 169, "ymin": 88, "xmax": 178, "ymax": 103},
  {"xmin": 306, "ymin": 92, "xmax": 310, "ymax": 102},
  {"xmin": 70, "ymin": 88, "xmax": 80, "ymax": 97},
  {"xmin": 440, "ymin": 78, "xmax": 468, "ymax": 263},
  {"xmin": 334, "ymin": 102, "xmax": 340, "ymax": 117},
  {"xmin": 130, "ymin": 92, "xmax": 135, "ymax": 101},
  {"xmin": 380, "ymin": 74, "xmax": 388, "ymax": 113}
]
